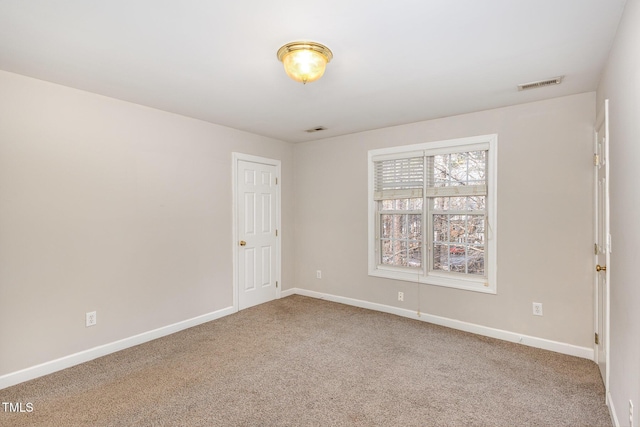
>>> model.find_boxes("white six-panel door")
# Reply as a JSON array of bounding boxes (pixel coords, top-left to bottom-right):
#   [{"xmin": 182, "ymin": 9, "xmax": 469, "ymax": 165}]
[{"xmin": 235, "ymin": 156, "xmax": 280, "ymax": 310}]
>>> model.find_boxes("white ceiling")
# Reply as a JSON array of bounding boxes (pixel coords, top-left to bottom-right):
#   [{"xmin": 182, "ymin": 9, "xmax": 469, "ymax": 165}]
[{"xmin": 0, "ymin": 0, "xmax": 627, "ymax": 143}]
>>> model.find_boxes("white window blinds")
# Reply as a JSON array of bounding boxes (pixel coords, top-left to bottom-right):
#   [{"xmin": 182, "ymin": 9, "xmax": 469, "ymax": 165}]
[{"xmin": 373, "ymin": 156, "xmax": 424, "ymax": 200}]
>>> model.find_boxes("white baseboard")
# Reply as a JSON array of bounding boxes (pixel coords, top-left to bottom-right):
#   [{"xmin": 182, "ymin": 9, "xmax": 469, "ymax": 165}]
[
  {"xmin": 1, "ymin": 288, "xmax": 596, "ymax": 390},
  {"xmin": 608, "ymin": 391, "xmax": 620, "ymax": 427},
  {"xmin": 287, "ymin": 288, "xmax": 594, "ymax": 360},
  {"xmin": 0, "ymin": 306, "xmax": 235, "ymax": 390},
  {"xmin": 280, "ymin": 288, "xmax": 297, "ymax": 298}
]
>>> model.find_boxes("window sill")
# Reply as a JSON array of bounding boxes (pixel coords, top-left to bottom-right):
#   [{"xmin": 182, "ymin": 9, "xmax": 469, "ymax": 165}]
[{"xmin": 368, "ymin": 267, "xmax": 496, "ymax": 294}]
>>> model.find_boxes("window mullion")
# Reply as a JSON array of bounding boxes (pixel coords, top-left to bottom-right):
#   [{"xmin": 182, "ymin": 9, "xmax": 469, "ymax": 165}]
[{"xmin": 424, "ymin": 155, "xmax": 431, "ymax": 276}]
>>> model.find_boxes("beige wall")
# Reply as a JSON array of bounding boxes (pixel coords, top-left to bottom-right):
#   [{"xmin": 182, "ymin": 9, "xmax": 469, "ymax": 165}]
[
  {"xmin": 293, "ymin": 92, "xmax": 596, "ymax": 348},
  {"xmin": 597, "ymin": 0, "xmax": 640, "ymax": 422},
  {"xmin": 0, "ymin": 68, "xmax": 603, "ymax": 383},
  {"xmin": 0, "ymin": 70, "xmax": 294, "ymax": 375}
]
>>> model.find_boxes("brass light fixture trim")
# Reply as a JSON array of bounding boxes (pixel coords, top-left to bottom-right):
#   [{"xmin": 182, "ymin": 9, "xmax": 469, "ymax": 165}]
[{"xmin": 277, "ymin": 41, "xmax": 333, "ymax": 84}]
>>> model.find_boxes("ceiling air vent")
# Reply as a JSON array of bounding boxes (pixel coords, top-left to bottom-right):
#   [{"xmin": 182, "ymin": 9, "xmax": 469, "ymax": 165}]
[
  {"xmin": 518, "ymin": 76, "xmax": 564, "ymax": 91},
  {"xmin": 305, "ymin": 126, "xmax": 327, "ymax": 133}
]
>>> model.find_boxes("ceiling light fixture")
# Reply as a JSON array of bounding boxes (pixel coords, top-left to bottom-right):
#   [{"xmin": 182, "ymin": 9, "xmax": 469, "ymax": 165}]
[{"xmin": 277, "ymin": 41, "xmax": 333, "ymax": 84}]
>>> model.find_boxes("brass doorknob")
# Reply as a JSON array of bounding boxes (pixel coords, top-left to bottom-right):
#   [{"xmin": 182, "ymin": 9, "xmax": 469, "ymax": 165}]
[
  {"xmin": 596, "ymin": 264, "xmax": 606, "ymax": 272},
  {"xmin": 239, "ymin": 240, "xmax": 246, "ymax": 246}
]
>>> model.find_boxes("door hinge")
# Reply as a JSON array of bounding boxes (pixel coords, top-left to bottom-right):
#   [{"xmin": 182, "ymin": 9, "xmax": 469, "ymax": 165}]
[
  {"xmin": 594, "ymin": 243, "xmax": 598, "ymax": 255},
  {"xmin": 595, "ymin": 332, "xmax": 599, "ymax": 345},
  {"xmin": 275, "ymin": 229, "xmax": 278, "ymax": 237},
  {"xmin": 593, "ymin": 154, "xmax": 599, "ymax": 166},
  {"xmin": 275, "ymin": 177, "xmax": 278, "ymax": 185},
  {"xmin": 276, "ymin": 281, "xmax": 278, "ymax": 288}
]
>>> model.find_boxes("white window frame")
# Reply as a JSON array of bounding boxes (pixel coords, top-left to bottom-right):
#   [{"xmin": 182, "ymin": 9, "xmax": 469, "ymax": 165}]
[{"xmin": 368, "ymin": 134, "xmax": 498, "ymax": 294}]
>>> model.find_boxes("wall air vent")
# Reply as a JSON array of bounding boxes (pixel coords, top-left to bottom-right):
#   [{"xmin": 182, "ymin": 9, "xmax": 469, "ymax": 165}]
[
  {"xmin": 518, "ymin": 76, "xmax": 564, "ymax": 91},
  {"xmin": 305, "ymin": 126, "xmax": 327, "ymax": 133}
]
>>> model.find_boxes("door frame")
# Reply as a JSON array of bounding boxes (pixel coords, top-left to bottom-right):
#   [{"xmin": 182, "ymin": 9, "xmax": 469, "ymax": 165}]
[
  {"xmin": 593, "ymin": 99, "xmax": 610, "ymax": 395},
  {"xmin": 232, "ymin": 152, "xmax": 281, "ymax": 312}
]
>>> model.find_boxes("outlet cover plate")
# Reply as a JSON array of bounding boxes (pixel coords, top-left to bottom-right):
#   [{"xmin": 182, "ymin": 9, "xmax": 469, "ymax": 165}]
[
  {"xmin": 86, "ymin": 311, "xmax": 97, "ymax": 327},
  {"xmin": 532, "ymin": 303, "xmax": 543, "ymax": 316}
]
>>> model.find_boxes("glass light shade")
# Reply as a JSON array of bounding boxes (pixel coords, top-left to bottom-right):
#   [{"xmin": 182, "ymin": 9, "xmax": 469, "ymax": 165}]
[{"xmin": 277, "ymin": 42, "xmax": 333, "ymax": 84}]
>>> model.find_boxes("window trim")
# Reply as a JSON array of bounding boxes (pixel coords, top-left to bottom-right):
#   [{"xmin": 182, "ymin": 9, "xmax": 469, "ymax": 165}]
[{"xmin": 368, "ymin": 134, "xmax": 498, "ymax": 294}]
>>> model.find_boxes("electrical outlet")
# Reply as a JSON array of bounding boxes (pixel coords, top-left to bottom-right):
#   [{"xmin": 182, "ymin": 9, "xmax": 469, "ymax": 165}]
[
  {"xmin": 398, "ymin": 292, "xmax": 404, "ymax": 301},
  {"xmin": 316, "ymin": 270, "xmax": 322, "ymax": 279},
  {"xmin": 630, "ymin": 400, "xmax": 634, "ymax": 427},
  {"xmin": 86, "ymin": 311, "xmax": 97, "ymax": 327},
  {"xmin": 532, "ymin": 302, "xmax": 543, "ymax": 316}
]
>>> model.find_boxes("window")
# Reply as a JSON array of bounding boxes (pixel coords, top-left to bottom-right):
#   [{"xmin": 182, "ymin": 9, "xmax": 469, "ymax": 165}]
[{"xmin": 368, "ymin": 135, "xmax": 497, "ymax": 293}]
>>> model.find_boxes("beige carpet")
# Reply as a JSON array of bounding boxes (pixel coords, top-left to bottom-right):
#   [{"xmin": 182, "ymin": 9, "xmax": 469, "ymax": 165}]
[{"xmin": 0, "ymin": 295, "xmax": 611, "ymax": 426}]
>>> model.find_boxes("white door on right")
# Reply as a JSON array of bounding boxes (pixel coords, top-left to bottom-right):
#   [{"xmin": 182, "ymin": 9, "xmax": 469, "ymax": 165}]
[{"xmin": 594, "ymin": 99, "xmax": 610, "ymax": 389}]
